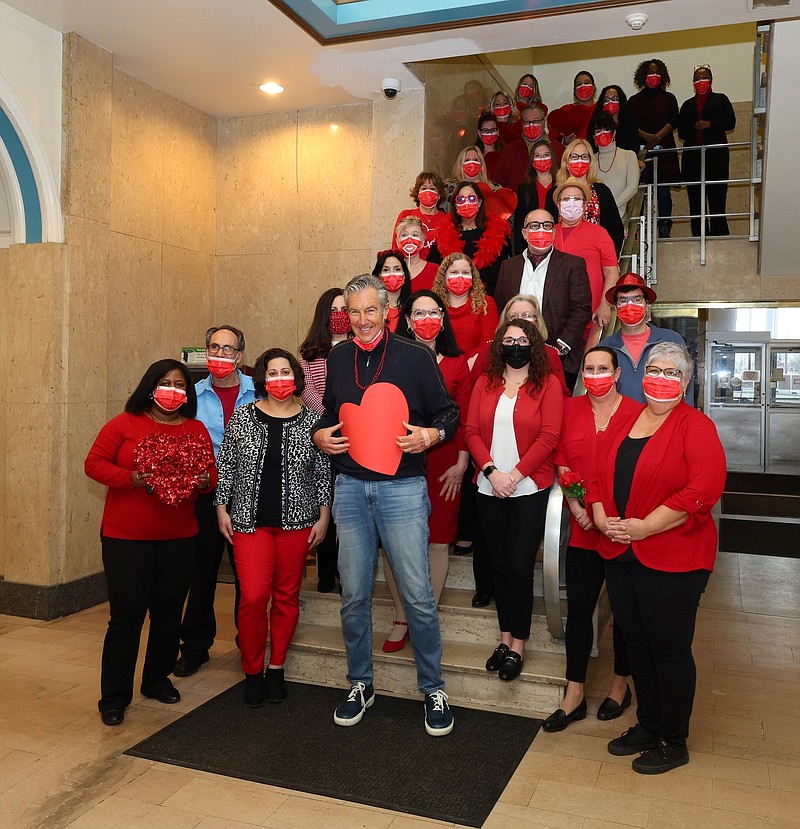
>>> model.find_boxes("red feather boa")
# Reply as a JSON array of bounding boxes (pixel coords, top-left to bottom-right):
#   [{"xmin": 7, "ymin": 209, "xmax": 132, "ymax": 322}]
[{"xmin": 435, "ymin": 214, "xmax": 510, "ymax": 270}]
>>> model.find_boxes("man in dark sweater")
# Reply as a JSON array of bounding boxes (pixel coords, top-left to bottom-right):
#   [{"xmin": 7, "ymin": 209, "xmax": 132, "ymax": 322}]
[{"xmin": 312, "ymin": 274, "xmax": 459, "ymax": 736}]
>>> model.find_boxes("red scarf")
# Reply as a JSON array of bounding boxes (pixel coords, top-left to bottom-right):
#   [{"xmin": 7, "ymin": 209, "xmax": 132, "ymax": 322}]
[{"xmin": 435, "ymin": 214, "xmax": 510, "ymax": 270}]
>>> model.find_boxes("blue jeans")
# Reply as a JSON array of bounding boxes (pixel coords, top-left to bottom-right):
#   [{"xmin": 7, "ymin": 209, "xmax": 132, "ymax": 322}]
[{"xmin": 332, "ymin": 474, "xmax": 444, "ymax": 694}]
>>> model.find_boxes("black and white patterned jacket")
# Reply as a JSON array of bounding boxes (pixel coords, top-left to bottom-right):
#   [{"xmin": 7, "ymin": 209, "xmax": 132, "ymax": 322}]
[{"xmin": 214, "ymin": 403, "xmax": 331, "ymax": 533}]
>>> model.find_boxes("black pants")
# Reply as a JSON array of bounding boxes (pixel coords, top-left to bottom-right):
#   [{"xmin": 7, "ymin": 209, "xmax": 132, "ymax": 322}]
[
  {"xmin": 681, "ymin": 145, "xmax": 730, "ymax": 236},
  {"xmin": 564, "ymin": 545, "xmax": 629, "ymax": 683},
  {"xmin": 604, "ymin": 555, "xmax": 709, "ymax": 745},
  {"xmin": 99, "ymin": 535, "xmax": 196, "ymax": 712},
  {"xmin": 458, "ymin": 461, "xmax": 493, "ymax": 596},
  {"xmin": 179, "ymin": 493, "xmax": 239, "ymax": 659},
  {"xmin": 477, "ymin": 489, "xmax": 548, "ymax": 641}
]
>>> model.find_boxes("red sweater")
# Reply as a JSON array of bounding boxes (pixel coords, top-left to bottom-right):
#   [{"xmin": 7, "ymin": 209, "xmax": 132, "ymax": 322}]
[
  {"xmin": 555, "ymin": 394, "xmax": 642, "ymax": 549},
  {"xmin": 447, "ymin": 298, "xmax": 499, "ymax": 361},
  {"xmin": 466, "ymin": 373, "xmax": 563, "ymax": 489},
  {"xmin": 586, "ymin": 402, "xmax": 726, "ymax": 571},
  {"xmin": 85, "ymin": 411, "xmax": 217, "ymax": 540}
]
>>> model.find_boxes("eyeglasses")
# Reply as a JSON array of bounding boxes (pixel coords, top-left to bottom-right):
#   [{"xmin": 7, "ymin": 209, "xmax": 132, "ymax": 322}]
[
  {"xmin": 410, "ymin": 308, "xmax": 444, "ymax": 320},
  {"xmin": 617, "ymin": 295, "xmax": 647, "ymax": 306},
  {"xmin": 455, "ymin": 194, "xmax": 479, "ymax": 205},
  {"xmin": 508, "ymin": 312, "xmax": 537, "ymax": 322},
  {"xmin": 479, "ymin": 128, "xmax": 499, "ymax": 136},
  {"xmin": 644, "ymin": 365, "xmax": 683, "ymax": 379},
  {"xmin": 524, "ymin": 221, "xmax": 554, "ymax": 231},
  {"xmin": 521, "ymin": 118, "xmax": 545, "ymax": 127},
  {"xmin": 568, "ymin": 153, "xmax": 591, "ymax": 162},
  {"xmin": 560, "ymin": 196, "xmax": 584, "ymax": 203},
  {"xmin": 502, "ymin": 337, "xmax": 531, "ymax": 347},
  {"xmin": 208, "ymin": 343, "xmax": 240, "ymax": 356}
]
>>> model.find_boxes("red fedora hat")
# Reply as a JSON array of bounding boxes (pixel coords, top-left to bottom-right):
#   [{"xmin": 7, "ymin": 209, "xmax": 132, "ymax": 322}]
[{"xmin": 605, "ymin": 272, "xmax": 657, "ymax": 304}]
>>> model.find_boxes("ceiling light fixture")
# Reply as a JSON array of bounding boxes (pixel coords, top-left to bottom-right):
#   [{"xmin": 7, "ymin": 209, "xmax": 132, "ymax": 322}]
[{"xmin": 259, "ymin": 82, "xmax": 285, "ymax": 95}]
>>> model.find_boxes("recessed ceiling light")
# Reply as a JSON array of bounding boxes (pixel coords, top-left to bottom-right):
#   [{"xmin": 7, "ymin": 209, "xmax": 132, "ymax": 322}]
[{"xmin": 259, "ymin": 82, "xmax": 284, "ymax": 95}]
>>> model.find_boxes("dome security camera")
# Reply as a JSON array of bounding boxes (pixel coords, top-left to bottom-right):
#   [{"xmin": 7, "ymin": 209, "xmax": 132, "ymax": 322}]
[{"xmin": 381, "ymin": 77, "xmax": 401, "ymax": 100}]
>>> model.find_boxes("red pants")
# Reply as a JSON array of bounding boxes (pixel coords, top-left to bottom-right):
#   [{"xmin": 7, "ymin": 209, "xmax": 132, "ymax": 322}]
[{"xmin": 233, "ymin": 527, "xmax": 309, "ymax": 675}]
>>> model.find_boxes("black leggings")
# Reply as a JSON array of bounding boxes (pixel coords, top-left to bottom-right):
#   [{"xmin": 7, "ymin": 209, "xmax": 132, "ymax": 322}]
[
  {"xmin": 564, "ymin": 545, "xmax": 629, "ymax": 683},
  {"xmin": 604, "ymin": 555, "xmax": 709, "ymax": 745},
  {"xmin": 477, "ymin": 489, "xmax": 549, "ymax": 641}
]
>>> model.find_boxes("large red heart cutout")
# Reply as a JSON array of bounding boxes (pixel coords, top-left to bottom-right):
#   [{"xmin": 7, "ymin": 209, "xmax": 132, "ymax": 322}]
[{"xmin": 340, "ymin": 383, "xmax": 409, "ymax": 476}]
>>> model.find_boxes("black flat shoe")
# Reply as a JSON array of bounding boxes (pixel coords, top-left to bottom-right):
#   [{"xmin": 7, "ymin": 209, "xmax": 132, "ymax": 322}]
[
  {"xmin": 541, "ymin": 698, "xmax": 587, "ymax": 732},
  {"xmin": 597, "ymin": 684, "xmax": 632, "ymax": 721},
  {"xmin": 173, "ymin": 654, "xmax": 207, "ymax": 678},
  {"xmin": 471, "ymin": 592, "xmax": 492, "ymax": 608},
  {"xmin": 454, "ymin": 542, "xmax": 474, "ymax": 556},
  {"xmin": 100, "ymin": 708, "xmax": 124, "ymax": 726},
  {"xmin": 498, "ymin": 651, "xmax": 524, "ymax": 681},
  {"xmin": 485, "ymin": 643, "xmax": 510, "ymax": 672},
  {"xmin": 142, "ymin": 680, "xmax": 181, "ymax": 704}
]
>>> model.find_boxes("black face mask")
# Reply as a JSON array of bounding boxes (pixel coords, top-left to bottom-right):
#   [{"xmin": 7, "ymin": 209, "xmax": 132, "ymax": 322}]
[{"xmin": 502, "ymin": 344, "xmax": 531, "ymax": 369}]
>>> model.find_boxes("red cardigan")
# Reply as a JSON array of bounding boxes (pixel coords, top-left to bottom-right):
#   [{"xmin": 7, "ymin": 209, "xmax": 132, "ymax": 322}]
[
  {"xmin": 85, "ymin": 411, "xmax": 217, "ymax": 540},
  {"xmin": 586, "ymin": 402, "xmax": 726, "ymax": 571},
  {"xmin": 466, "ymin": 373, "xmax": 563, "ymax": 489},
  {"xmin": 555, "ymin": 394, "xmax": 642, "ymax": 549}
]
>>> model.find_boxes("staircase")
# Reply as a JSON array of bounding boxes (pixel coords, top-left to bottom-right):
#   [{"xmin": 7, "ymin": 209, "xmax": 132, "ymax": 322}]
[{"xmin": 284, "ymin": 553, "xmax": 612, "ymax": 715}]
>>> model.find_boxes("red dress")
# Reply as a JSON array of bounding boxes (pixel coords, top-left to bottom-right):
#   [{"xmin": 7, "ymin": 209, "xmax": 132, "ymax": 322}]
[
  {"xmin": 447, "ymin": 298, "xmax": 499, "ymax": 361},
  {"xmin": 427, "ymin": 355, "xmax": 474, "ymax": 542}
]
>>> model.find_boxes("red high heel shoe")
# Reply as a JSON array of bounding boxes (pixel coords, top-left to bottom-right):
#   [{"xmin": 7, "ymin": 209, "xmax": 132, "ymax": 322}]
[{"xmin": 382, "ymin": 621, "xmax": 410, "ymax": 653}]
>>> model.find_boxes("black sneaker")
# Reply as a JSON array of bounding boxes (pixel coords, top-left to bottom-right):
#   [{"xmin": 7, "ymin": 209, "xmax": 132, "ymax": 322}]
[
  {"xmin": 607, "ymin": 724, "xmax": 658, "ymax": 756},
  {"xmin": 632, "ymin": 739, "xmax": 689, "ymax": 774},
  {"xmin": 424, "ymin": 689, "xmax": 454, "ymax": 736},
  {"xmin": 243, "ymin": 672, "xmax": 265, "ymax": 708},
  {"xmin": 265, "ymin": 667, "xmax": 287, "ymax": 703},
  {"xmin": 333, "ymin": 682, "xmax": 374, "ymax": 726}
]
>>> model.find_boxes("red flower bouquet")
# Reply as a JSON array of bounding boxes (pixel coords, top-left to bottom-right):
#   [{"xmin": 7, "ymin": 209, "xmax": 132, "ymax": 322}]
[
  {"xmin": 558, "ymin": 470, "xmax": 586, "ymax": 507},
  {"xmin": 134, "ymin": 432, "xmax": 214, "ymax": 507}
]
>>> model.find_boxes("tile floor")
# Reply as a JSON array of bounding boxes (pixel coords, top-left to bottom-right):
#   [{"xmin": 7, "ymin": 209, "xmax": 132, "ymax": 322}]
[{"xmin": 1, "ymin": 551, "xmax": 799, "ymax": 828}]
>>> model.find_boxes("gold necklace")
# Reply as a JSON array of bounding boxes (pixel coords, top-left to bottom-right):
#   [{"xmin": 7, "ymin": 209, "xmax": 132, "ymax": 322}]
[
  {"xmin": 593, "ymin": 394, "xmax": 622, "ymax": 431},
  {"xmin": 148, "ymin": 410, "xmax": 183, "ymax": 427}
]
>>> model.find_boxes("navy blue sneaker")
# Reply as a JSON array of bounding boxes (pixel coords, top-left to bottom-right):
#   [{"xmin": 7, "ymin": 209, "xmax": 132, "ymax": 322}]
[
  {"xmin": 333, "ymin": 682, "xmax": 374, "ymax": 726},
  {"xmin": 424, "ymin": 689, "xmax": 454, "ymax": 736}
]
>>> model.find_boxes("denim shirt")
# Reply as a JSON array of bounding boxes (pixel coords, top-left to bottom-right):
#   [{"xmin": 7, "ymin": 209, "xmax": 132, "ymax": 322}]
[{"xmin": 195, "ymin": 371, "xmax": 256, "ymax": 457}]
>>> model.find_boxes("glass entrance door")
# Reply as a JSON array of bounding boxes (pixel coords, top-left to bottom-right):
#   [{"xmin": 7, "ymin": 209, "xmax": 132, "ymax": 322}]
[
  {"xmin": 767, "ymin": 345, "xmax": 800, "ymax": 474},
  {"xmin": 706, "ymin": 341, "xmax": 766, "ymax": 472}
]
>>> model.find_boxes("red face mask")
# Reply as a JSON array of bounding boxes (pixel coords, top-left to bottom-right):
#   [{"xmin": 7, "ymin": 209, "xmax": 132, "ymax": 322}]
[
  {"xmin": 480, "ymin": 131, "xmax": 499, "ymax": 147},
  {"xmin": 517, "ymin": 84, "xmax": 534, "ymax": 100},
  {"xmin": 694, "ymin": 79, "xmax": 711, "ymax": 95},
  {"xmin": 446, "ymin": 275, "xmax": 472, "ymax": 296},
  {"xmin": 412, "ymin": 317, "xmax": 442, "ymax": 341},
  {"xmin": 399, "ymin": 236, "xmax": 423, "ymax": 257},
  {"xmin": 493, "ymin": 103, "xmax": 511, "ymax": 119},
  {"xmin": 567, "ymin": 160, "xmax": 590, "ymax": 178},
  {"xmin": 328, "ymin": 309, "xmax": 350, "ymax": 335},
  {"xmin": 462, "ymin": 161, "xmax": 482, "ymax": 179},
  {"xmin": 594, "ymin": 130, "xmax": 614, "ymax": 148},
  {"xmin": 523, "ymin": 123, "xmax": 544, "ymax": 141},
  {"xmin": 616, "ymin": 303, "xmax": 647, "ymax": 326},
  {"xmin": 206, "ymin": 356, "xmax": 237, "ymax": 379},
  {"xmin": 418, "ymin": 189, "xmax": 439, "ymax": 208},
  {"xmin": 153, "ymin": 386, "xmax": 187, "ymax": 412},
  {"xmin": 456, "ymin": 201, "xmax": 479, "ymax": 220},
  {"xmin": 266, "ymin": 377, "xmax": 296, "ymax": 401},
  {"xmin": 646, "ymin": 73, "xmax": 661, "ymax": 89},
  {"xmin": 642, "ymin": 375, "xmax": 683, "ymax": 403},
  {"xmin": 583, "ymin": 373, "xmax": 616, "ymax": 398},
  {"xmin": 527, "ymin": 229, "xmax": 554, "ymax": 251},
  {"xmin": 381, "ymin": 273, "xmax": 405, "ymax": 293},
  {"xmin": 603, "ymin": 100, "xmax": 620, "ymax": 115},
  {"xmin": 575, "ymin": 83, "xmax": 594, "ymax": 100},
  {"xmin": 532, "ymin": 157, "xmax": 551, "ymax": 173}
]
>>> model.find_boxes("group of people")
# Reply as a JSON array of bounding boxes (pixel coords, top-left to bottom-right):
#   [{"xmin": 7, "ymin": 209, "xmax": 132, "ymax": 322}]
[
  {"xmin": 432, "ymin": 60, "xmax": 735, "ymax": 246},
  {"xmin": 82, "ymin": 58, "xmax": 728, "ymax": 777}
]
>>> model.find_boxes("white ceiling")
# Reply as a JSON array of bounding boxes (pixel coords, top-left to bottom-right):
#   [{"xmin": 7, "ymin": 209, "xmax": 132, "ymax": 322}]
[{"xmin": 2, "ymin": 0, "xmax": 798, "ymax": 119}]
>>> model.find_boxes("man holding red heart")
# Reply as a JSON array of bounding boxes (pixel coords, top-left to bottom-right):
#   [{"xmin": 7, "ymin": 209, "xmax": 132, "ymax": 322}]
[{"xmin": 312, "ymin": 274, "xmax": 460, "ymax": 737}]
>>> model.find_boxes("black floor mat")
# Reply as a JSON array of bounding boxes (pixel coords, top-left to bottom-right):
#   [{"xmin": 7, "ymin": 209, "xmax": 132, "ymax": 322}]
[{"xmin": 127, "ymin": 680, "xmax": 542, "ymax": 828}]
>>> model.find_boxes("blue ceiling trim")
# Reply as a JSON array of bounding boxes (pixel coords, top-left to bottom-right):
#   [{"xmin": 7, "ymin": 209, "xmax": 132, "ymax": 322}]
[
  {"xmin": 271, "ymin": 0, "xmax": 646, "ymax": 41},
  {"xmin": 0, "ymin": 106, "xmax": 42, "ymax": 244}
]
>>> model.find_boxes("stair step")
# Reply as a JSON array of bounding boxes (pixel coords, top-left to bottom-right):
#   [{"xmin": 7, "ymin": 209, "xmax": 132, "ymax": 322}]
[
  {"xmin": 284, "ymin": 622, "xmax": 567, "ymax": 715},
  {"xmin": 301, "ymin": 578, "xmax": 567, "ymax": 654}
]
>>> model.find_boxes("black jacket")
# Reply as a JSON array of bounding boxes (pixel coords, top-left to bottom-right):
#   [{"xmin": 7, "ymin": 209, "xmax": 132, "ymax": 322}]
[{"xmin": 677, "ymin": 92, "xmax": 736, "ymax": 148}]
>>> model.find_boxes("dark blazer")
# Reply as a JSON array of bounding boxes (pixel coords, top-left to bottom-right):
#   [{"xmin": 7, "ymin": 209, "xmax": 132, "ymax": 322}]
[
  {"xmin": 677, "ymin": 92, "xmax": 736, "ymax": 148},
  {"xmin": 494, "ymin": 248, "xmax": 592, "ymax": 375}
]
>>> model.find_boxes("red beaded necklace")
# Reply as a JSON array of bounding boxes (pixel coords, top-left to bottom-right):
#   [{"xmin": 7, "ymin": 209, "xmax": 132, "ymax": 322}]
[{"xmin": 354, "ymin": 331, "xmax": 389, "ymax": 390}]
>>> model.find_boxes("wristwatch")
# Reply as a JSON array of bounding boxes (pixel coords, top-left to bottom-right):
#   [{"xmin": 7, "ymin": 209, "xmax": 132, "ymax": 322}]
[
  {"xmin": 437, "ymin": 426, "xmax": 446, "ymax": 444},
  {"xmin": 483, "ymin": 464, "xmax": 498, "ymax": 477}
]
